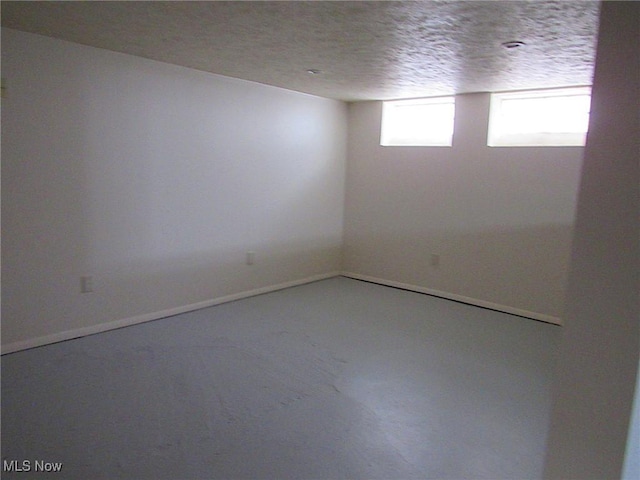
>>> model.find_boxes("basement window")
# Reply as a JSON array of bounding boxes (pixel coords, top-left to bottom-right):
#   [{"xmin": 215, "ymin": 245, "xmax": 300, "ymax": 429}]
[
  {"xmin": 380, "ymin": 96, "xmax": 455, "ymax": 146},
  {"xmin": 488, "ymin": 87, "xmax": 592, "ymax": 147}
]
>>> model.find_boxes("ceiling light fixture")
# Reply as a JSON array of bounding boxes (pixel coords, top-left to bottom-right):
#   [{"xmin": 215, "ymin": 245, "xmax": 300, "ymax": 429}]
[{"xmin": 502, "ymin": 40, "xmax": 526, "ymax": 49}]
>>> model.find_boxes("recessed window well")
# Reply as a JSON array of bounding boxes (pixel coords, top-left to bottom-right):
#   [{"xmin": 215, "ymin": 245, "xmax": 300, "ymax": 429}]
[
  {"xmin": 488, "ymin": 86, "xmax": 592, "ymax": 147},
  {"xmin": 380, "ymin": 96, "xmax": 456, "ymax": 147}
]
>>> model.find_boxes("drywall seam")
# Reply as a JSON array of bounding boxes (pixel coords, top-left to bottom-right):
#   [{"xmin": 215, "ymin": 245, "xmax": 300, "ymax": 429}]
[
  {"xmin": 0, "ymin": 272, "xmax": 340, "ymax": 355},
  {"xmin": 341, "ymin": 272, "xmax": 563, "ymax": 326}
]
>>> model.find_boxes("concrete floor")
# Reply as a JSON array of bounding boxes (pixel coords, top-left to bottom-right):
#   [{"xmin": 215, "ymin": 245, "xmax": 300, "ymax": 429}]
[{"xmin": 1, "ymin": 277, "xmax": 561, "ymax": 479}]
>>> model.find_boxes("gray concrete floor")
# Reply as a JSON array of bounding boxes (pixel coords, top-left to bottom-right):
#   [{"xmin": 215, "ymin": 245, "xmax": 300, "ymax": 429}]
[{"xmin": 1, "ymin": 277, "xmax": 561, "ymax": 479}]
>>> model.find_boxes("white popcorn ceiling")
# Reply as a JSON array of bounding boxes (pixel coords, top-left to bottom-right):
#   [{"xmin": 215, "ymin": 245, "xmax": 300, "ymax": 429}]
[{"xmin": 1, "ymin": 1, "xmax": 600, "ymax": 101}]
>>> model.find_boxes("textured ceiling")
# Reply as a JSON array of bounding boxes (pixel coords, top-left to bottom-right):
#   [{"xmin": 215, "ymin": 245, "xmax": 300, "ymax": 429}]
[{"xmin": 1, "ymin": 1, "xmax": 600, "ymax": 101}]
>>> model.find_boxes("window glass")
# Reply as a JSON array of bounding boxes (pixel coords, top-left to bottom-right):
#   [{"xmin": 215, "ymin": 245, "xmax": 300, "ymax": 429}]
[
  {"xmin": 381, "ymin": 97, "xmax": 455, "ymax": 146},
  {"xmin": 488, "ymin": 87, "xmax": 591, "ymax": 146}
]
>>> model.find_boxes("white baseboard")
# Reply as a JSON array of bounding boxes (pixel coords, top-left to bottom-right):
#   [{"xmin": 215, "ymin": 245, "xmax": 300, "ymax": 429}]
[
  {"xmin": 1, "ymin": 272, "xmax": 340, "ymax": 355},
  {"xmin": 2, "ymin": 270, "xmax": 561, "ymax": 354},
  {"xmin": 340, "ymin": 272, "xmax": 563, "ymax": 326}
]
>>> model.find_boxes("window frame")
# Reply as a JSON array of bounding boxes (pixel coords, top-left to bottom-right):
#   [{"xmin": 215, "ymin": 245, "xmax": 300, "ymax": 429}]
[
  {"xmin": 380, "ymin": 96, "xmax": 456, "ymax": 147},
  {"xmin": 487, "ymin": 86, "xmax": 592, "ymax": 147}
]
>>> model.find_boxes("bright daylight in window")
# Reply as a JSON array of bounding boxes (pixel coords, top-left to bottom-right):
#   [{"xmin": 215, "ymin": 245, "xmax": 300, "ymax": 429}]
[
  {"xmin": 487, "ymin": 86, "xmax": 592, "ymax": 147},
  {"xmin": 380, "ymin": 96, "xmax": 455, "ymax": 146}
]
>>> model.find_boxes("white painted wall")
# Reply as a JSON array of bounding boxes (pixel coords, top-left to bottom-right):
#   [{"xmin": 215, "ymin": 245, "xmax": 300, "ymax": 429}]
[
  {"xmin": 1, "ymin": 29, "xmax": 347, "ymax": 350},
  {"xmin": 543, "ymin": 2, "xmax": 639, "ymax": 478},
  {"xmin": 343, "ymin": 93, "xmax": 583, "ymax": 321}
]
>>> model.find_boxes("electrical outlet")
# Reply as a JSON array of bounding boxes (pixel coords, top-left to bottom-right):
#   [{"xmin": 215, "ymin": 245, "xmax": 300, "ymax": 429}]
[
  {"xmin": 430, "ymin": 254, "xmax": 440, "ymax": 267},
  {"xmin": 80, "ymin": 276, "xmax": 94, "ymax": 293}
]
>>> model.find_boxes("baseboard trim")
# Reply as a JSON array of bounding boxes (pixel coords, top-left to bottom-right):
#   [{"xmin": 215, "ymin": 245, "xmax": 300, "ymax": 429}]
[
  {"xmin": 340, "ymin": 272, "xmax": 563, "ymax": 326},
  {"xmin": 1, "ymin": 272, "xmax": 340, "ymax": 355}
]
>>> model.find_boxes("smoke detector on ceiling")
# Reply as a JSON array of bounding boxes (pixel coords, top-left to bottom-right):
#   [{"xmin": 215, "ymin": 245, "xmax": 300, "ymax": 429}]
[{"xmin": 502, "ymin": 41, "xmax": 526, "ymax": 49}]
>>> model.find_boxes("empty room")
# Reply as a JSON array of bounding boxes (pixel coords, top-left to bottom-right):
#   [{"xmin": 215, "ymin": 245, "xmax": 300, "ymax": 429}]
[{"xmin": 1, "ymin": 1, "xmax": 638, "ymax": 479}]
